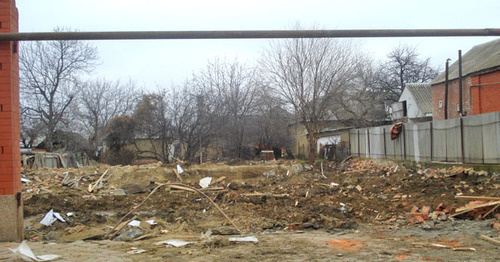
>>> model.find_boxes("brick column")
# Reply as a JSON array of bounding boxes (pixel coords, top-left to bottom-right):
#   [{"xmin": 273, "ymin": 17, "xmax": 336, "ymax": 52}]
[{"xmin": 0, "ymin": 0, "xmax": 22, "ymax": 242}]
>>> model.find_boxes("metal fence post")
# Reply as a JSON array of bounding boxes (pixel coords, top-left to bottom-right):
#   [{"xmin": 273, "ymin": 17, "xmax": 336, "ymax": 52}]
[
  {"xmin": 357, "ymin": 130, "xmax": 360, "ymax": 157},
  {"xmin": 403, "ymin": 125, "xmax": 407, "ymax": 160},
  {"xmin": 460, "ymin": 117, "xmax": 465, "ymax": 163},
  {"xmin": 383, "ymin": 127, "xmax": 387, "ymax": 158},
  {"xmin": 367, "ymin": 129, "xmax": 370, "ymax": 158},
  {"xmin": 430, "ymin": 122, "xmax": 433, "ymax": 162}
]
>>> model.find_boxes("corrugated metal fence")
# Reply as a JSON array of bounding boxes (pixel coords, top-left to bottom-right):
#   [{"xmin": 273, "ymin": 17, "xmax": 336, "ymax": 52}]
[{"xmin": 349, "ymin": 112, "xmax": 500, "ymax": 164}]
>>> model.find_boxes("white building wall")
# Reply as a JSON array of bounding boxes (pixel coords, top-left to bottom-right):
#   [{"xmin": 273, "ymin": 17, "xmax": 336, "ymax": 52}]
[{"xmin": 399, "ymin": 89, "xmax": 423, "ymax": 118}]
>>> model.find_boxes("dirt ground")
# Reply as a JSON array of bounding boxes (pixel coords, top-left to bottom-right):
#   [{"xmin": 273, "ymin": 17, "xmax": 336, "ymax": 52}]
[{"xmin": 1, "ymin": 159, "xmax": 499, "ymax": 261}]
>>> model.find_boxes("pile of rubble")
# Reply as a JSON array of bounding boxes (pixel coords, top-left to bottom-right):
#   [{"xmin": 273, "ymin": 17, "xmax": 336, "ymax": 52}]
[{"xmin": 18, "ymin": 158, "xmax": 499, "ymax": 246}]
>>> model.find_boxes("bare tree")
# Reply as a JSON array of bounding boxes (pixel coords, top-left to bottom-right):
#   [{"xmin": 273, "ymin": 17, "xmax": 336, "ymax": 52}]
[
  {"xmin": 132, "ymin": 92, "xmax": 175, "ymax": 163},
  {"xmin": 20, "ymin": 105, "xmax": 44, "ymax": 148},
  {"xmin": 192, "ymin": 58, "xmax": 259, "ymax": 159},
  {"xmin": 19, "ymin": 34, "xmax": 98, "ymax": 151},
  {"xmin": 251, "ymin": 89, "xmax": 291, "ymax": 151},
  {"xmin": 261, "ymin": 34, "xmax": 360, "ymax": 163},
  {"xmin": 375, "ymin": 44, "xmax": 439, "ymax": 102},
  {"xmin": 331, "ymin": 58, "xmax": 388, "ymax": 127},
  {"xmin": 77, "ymin": 78, "xmax": 137, "ymax": 153},
  {"xmin": 170, "ymin": 83, "xmax": 220, "ymax": 162}
]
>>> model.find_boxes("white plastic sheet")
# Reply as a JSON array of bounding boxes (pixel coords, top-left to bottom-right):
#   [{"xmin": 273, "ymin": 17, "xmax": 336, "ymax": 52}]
[
  {"xmin": 40, "ymin": 210, "xmax": 57, "ymax": 226},
  {"xmin": 40, "ymin": 209, "xmax": 66, "ymax": 226},
  {"xmin": 176, "ymin": 165, "xmax": 184, "ymax": 174},
  {"xmin": 154, "ymin": 239, "xmax": 195, "ymax": 247},
  {"xmin": 9, "ymin": 241, "xmax": 60, "ymax": 261}
]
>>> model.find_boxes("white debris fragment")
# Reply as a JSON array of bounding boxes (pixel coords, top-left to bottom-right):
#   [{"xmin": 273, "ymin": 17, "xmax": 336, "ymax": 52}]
[
  {"xmin": 40, "ymin": 209, "xmax": 57, "ymax": 226},
  {"xmin": 21, "ymin": 178, "xmax": 31, "ymax": 183},
  {"xmin": 145, "ymin": 220, "xmax": 157, "ymax": 225},
  {"xmin": 66, "ymin": 212, "xmax": 73, "ymax": 217},
  {"xmin": 176, "ymin": 165, "xmax": 184, "ymax": 174},
  {"xmin": 126, "ymin": 247, "xmax": 147, "ymax": 254},
  {"xmin": 128, "ymin": 220, "xmax": 141, "ymax": 227},
  {"xmin": 9, "ymin": 240, "xmax": 60, "ymax": 261},
  {"xmin": 154, "ymin": 239, "xmax": 195, "ymax": 247},
  {"xmin": 228, "ymin": 236, "xmax": 259, "ymax": 243},
  {"xmin": 199, "ymin": 177, "xmax": 212, "ymax": 188},
  {"xmin": 53, "ymin": 212, "xmax": 66, "ymax": 223}
]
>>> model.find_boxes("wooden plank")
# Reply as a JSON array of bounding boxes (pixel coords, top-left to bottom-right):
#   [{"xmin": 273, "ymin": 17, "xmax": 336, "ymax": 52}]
[
  {"xmin": 455, "ymin": 195, "xmax": 500, "ymax": 201},
  {"xmin": 450, "ymin": 200, "xmax": 500, "ymax": 217},
  {"xmin": 479, "ymin": 235, "xmax": 500, "ymax": 246}
]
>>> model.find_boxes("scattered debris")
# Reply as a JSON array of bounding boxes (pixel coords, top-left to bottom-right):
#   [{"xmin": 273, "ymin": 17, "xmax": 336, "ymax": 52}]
[
  {"xmin": 479, "ymin": 235, "xmax": 500, "ymax": 246},
  {"xmin": 18, "ymin": 159, "xmax": 499, "ymax": 260},
  {"xmin": 262, "ymin": 171, "xmax": 276, "ymax": 178},
  {"xmin": 88, "ymin": 168, "xmax": 110, "ymax": 193},
  {"xmin": 145, "ymin": 220, "xmax": 157, "ymax": 225},
  {"xmin": 40, "ymin": 209, "xmax": 66, "ymax": 226},
  {"xmin": 127, "ymin": 220, "xmax": 141, "ymax": 227},
  {"xmin": 155, "ymin": 239, "xmax": 195, "ymax": 247},
  {"xmin": 126, "ymin": 247, "xmax": 147, "ymax": 254},
  {"xmin": 176, "ymin": 165, "xmax": 184, "ymax": 174},
  {"xmin": 199, "ymin": 177, "xmax": 212, "ymax": 188},
  {"xmin": 451, "ymin": 200, "xmax": 500, "ymax": 218},
  {"xmin": 9, "ymin": 241, "xmax": 60, "ymax": 261},
  {"xmin": 114, "ymin": 228, "xmax": 144, "ymax": 241},
  {"xmin": 412, "ymin": 242, "xmax": 476, "ymax": 252},
  {"xmin": 228, "ymin": 236, "xmax": 259, "ymax": 243}
]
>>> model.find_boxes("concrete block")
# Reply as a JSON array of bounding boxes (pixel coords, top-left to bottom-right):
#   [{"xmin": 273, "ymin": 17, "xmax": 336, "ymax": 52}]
[{"xmin": 0, "ymin": 193, "xmax": 23, "ymax": 242}]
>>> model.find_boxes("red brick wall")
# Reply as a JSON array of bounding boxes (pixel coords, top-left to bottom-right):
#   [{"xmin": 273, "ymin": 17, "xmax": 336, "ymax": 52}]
[
  {"xmin": 470, "ymin": 71, "xmax": 500, "ymax": 115},
  {"xmin": 431, "ymin": 76, "xmax": 472, "ymax": 120},
  {"xmin": 0, "ymin": 0, "xmax": 20, "ymax": 195}
]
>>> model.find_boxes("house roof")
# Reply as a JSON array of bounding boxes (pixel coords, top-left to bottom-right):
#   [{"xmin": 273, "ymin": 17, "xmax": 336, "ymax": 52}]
[
  {"xmin": 404, "ymin": 83, "xmax": 432, "ymax": 114},
  {"xmin": 432, "ymin": 38, "xmax": 500, "ymax": 85}
]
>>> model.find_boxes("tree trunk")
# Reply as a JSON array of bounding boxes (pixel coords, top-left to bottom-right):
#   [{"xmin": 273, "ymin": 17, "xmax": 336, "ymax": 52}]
[{"xmin": 308, "ymin": 134, "xmax": 316, "ymax": 164}]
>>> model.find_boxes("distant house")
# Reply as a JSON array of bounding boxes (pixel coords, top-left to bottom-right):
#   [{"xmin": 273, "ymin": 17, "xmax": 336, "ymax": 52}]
[
  {"xmin": 390, "ymin": 83, "xmax": 432, "ymax": 122},
  {"xmin": 431, "ymin": 38, "xmax": 500, "ymax": 120},
  {"xmin": 316, "ymin": 126, "xmax": 352, "ymax": 161},
  {"xmin": 287, "ymin": 121, "xmax": 310, "ymax": 159}
]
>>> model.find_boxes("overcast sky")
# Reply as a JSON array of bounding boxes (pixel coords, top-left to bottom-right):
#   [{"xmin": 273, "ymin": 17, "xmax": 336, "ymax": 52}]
[{"xmin": 17, "ymin": 0, "xmax": 500, "ymax": 89}]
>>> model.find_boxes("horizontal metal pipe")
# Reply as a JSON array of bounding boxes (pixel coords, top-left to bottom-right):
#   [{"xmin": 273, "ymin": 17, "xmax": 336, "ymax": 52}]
[{"xmin": 0, "ymin": 29, "xmax": 499, "ymax": 41}]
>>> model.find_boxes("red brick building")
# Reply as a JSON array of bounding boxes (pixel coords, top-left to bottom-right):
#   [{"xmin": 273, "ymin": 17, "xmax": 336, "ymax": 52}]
[{"xmin": 431, "ymin": 39, "xmax": 500, "ymax": 120}]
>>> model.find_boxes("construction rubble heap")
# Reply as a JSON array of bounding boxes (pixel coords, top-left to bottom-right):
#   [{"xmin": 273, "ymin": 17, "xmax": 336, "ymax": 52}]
[{"xmin": 5, "ymin": 158, "xmax": 499, "ymax": 261}]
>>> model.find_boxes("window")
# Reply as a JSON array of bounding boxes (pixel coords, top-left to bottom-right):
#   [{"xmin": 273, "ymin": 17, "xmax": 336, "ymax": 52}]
[{"xmin": 402, "ymin": 100, "xmax": 407, "ymax": 117}]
